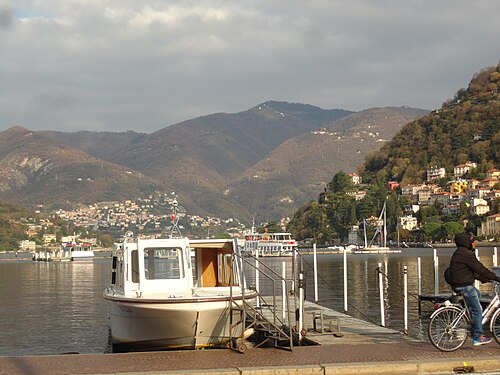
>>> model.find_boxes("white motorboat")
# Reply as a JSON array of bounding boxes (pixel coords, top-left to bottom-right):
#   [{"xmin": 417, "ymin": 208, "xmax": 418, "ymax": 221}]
[
  {"xmin": 62, "ymin": 242, "xmax": 94, "ymax": 261},
  {"xmin": 103, "ymin": 234, "xmax": 257, "ymax": 350}
]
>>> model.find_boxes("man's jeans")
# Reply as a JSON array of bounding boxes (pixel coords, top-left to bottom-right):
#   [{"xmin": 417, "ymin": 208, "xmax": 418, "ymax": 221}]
[{"xmin": 453, "ymin": 285, "xmax": 483, "ymax": 341}]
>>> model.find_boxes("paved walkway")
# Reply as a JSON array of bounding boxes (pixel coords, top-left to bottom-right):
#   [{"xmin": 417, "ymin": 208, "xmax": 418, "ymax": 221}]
[{"xmin": 1, "ymin": 341, "xmax": 500, "ymax": 375}]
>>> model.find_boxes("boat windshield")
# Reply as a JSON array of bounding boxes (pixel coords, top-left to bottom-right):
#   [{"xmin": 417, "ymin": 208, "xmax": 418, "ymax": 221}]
[{"xmin": 143, "ymin": 247, "xmax": 184, "ymax": 280}]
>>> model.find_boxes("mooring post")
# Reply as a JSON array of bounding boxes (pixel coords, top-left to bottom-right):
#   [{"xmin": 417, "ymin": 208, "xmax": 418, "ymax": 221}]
[
  {"xmin": 255, "ymin": 249, "xmax": 260, "ymax": 308},
  {"xmin": 313, "ymin": 243, "xmax": 318, "ymax": 302},
  {"xmin": 433, "ymin": 249, "xmax": 439, "ymax": 300},
  {"xmin": 404, "ymin": 265, "xmax": 408, "ymax": 335},
  {"xmin": 298, "ymin": 260, "xmax": 304, "ymax": 341},
  {"xmin": 377, "ymin": 262, "xmax": 385, "ymax": 327},
  {"xmin": 417, "ymin": 256, "xmax": 422, "ymax": 313},
  {"xmin": 282, "ymin": 261, "xmax": 286, "ymax": 322},
  {"xmin": 343, "ymin": 247, "xmax": 348, "ymax": 313}
]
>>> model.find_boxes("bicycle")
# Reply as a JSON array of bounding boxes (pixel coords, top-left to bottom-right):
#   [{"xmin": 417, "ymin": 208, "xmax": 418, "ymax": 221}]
[{"xmin": 428, "ymin": 282, "xmax": 500, "ymax": 351}]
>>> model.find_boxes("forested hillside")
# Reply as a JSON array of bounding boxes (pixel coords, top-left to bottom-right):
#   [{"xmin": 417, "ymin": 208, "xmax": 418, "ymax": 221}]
[
  {"xmin": 361, "ymin": 65, "xmax": 499, "ymax": 184},
  {"xmin": 287, "ymin": 64, "xmax": 499, "ymax": 244}
]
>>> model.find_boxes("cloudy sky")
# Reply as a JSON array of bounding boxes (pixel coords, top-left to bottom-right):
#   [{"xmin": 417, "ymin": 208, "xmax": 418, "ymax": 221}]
[{"xmin": 1, "ymin": 1, "xmax": 499, "ymax": 133}]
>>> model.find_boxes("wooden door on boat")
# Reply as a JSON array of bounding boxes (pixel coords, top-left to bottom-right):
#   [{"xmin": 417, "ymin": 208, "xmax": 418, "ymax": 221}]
[{"xmin": 198, "ymin": 248, "xmax": 233, "ymax": 287}]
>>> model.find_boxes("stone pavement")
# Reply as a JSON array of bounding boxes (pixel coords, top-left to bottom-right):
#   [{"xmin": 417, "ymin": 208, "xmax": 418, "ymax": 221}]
[{"xmin": 1, "ymin": 340, "xmax": 500, "ymax": 375}]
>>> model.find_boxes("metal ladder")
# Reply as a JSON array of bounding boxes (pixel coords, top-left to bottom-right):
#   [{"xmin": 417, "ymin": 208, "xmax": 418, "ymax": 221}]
[{"xmin": 228, "ymin": 253, "xmax": 297, "ymax": 352}]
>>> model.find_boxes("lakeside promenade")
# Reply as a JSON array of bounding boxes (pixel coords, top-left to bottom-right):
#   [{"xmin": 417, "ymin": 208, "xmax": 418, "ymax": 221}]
[{"xmin": 1, "ymin": 301, "xmax": 500, "ymax": 375}]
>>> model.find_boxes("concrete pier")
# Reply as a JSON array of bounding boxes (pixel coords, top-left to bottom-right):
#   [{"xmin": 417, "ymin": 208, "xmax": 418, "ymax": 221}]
[{"xmin": 1, "ymin": 300, "xmax": 500, "ymax": 375}]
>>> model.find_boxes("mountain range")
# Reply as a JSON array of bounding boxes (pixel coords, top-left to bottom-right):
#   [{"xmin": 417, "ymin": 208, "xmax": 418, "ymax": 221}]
[{"xmin": 0, "ymin": 101, "xmax": 428, "ymax": 221}]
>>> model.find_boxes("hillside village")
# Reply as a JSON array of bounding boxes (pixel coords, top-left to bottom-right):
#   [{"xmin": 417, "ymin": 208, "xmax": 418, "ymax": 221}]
[
  {"xmin": 14, "ymin": 160, "xmax": 499, "ymax": 253},
  {"xmin": 344, "ymin": 164, "xmax": 499, "ymax": 243},
  {"xmin": 16, "ymin": 193, "xmax": 256, "ymax": 251}
]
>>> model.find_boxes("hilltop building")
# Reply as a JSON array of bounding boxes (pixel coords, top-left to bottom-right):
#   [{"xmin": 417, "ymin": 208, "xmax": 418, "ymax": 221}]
[
  {"xmin": 454, "ymin": 162, "xmax": 477, "ymax": 177},
  {"xmin": 348, "ymin": 173, "xmax": 362, "ymax": 185},
  {"xmin": 427, "ymin": 166, "xmax": 446, "ymax": 181}
]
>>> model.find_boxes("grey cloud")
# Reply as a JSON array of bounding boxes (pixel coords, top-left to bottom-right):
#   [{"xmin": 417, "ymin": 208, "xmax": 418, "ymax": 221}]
[
  {"xmin": 0, "ymin": 6, "xmax": 14, "ymax": 30},
  {"xmin": 0, "ymin": 1, "xmax": 499, "ymax": 132}
]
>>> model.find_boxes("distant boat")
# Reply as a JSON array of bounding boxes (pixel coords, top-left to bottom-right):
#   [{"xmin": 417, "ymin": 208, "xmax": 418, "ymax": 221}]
[
  {"xmin": 62, "ymin": 242, "xmax": 94, "ymax": 261},
  {"xmin": 243, "ymin": 231, "xmax": 298, "ymax": 257},
  {"xmin": 354, "ymin": 201, "xmax": 400, "ymax": 254},
  {"xmin": 327, "ymin": 244, "xmax": 356, "ymax": 252}
]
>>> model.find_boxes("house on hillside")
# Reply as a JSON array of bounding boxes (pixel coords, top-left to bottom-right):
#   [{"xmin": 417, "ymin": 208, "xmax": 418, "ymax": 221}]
[
  {"xmin": 449, "ymin": 179, "xmax": 468, "ymax": 194},
  {"xmin": 480, "ymin": 178, "xmax": 499, "ymax": 189},
  {"xmin": 427, "ymin": 166, "xmax": 446, "ymax": 181},
  {"xmin": 348, "ymin": 173, "xmax": 362, "ymax": 185},
  {"xmin": 397, "ymin": 215, "xmax": 418, "ymax": 231},
  {"xmin": 468, "ymin": 179, "xmax": 481, "ymax": 190},
  {"xmin": 453, "ymin": 162, "xmax": 477, "ymax": 177},
  {"xmin": 386, "ymin": 181, "xmax": 400, "ymax": 190},
  {"xmin": 42, "ymin": 234, "xmax": 57, "ymax": 246},
  {"xmin": 487, "ymin": 169, "xmax": 500, "ymax": 179},
  {"xmin": 429, "ymin": 192, "xmax": 452, "ymax": 206},
  {"xmin": 442, "ymin": 204, "xmax": 462, "ymax": 216},
  {"xmin": 401, "ymin": 184, "xmax": 425, "ymax": 202}
]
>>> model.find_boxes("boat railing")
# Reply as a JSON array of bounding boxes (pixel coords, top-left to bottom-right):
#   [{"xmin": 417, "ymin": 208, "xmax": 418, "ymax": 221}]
[{"xmin": 228, "ymin": 252, "xmax": 295, "ymax": 351}]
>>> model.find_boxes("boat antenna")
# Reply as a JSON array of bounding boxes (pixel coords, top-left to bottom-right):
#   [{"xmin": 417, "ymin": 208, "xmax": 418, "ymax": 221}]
[{"xmin": 169, "ymin": 199, "xmax": 182, "ymax": 238}]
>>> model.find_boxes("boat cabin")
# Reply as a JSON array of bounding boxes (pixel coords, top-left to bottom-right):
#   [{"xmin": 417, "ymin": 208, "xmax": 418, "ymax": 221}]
[{"xmin": 110, "ymin": 238, "xmax": 241, "ymax": 298}]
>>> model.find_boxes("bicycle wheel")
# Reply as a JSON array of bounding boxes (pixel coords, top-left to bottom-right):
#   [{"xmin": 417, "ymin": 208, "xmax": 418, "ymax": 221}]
[
  {"xmin": 428, "ymin": 306, "xmax": 469, "ymax": 351},
  {"xmin": 490, "ymin": 308, "xmax": 500, "ymax": 345}
]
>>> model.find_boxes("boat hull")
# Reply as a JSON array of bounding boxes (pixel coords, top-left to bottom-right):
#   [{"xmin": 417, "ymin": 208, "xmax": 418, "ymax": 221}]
[{"xmin": 105, "ymin": 295, "xmax": 252, "ymax": 350}]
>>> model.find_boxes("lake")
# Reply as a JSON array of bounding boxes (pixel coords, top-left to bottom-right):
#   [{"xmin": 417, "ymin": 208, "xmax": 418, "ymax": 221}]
[{"xmin": 0, "ymin": 247, "xmax": 497, "ymax": 356}]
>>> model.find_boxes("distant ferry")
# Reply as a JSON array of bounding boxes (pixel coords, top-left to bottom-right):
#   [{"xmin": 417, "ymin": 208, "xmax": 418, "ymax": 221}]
[
  {"xmin": 243, "ymin": 232, "xmax": 298, "ymax": 257},
  {"xmin": 62, "ymin": 242, "xmax": 94, "ymax": 261}
]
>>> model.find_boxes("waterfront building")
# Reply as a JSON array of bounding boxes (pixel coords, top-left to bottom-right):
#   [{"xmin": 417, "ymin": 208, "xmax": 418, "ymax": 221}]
[
  {"xmin": 348, "ymin": 225, "xmax": 360, "ymax": 245},
  {"xmin": 19, "ymin": 240, "xmax": 36, "ymax": 251},
  {"xmin": 477, "ymin": 213, "xmax": 500, "ymax": 238}
]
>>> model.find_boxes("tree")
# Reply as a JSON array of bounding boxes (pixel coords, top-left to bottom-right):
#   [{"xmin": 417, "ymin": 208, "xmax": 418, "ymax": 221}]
[
  {"xmin": 421, "ymin": 222, "xmax": 442, "ymax": 241},
  {"xmin": 441, "ymin": 221, "xmax": 464, "ymax": 241},
  {"xmin": 328, "ymin": 171, "xmax": 352, "ymax": 194}
]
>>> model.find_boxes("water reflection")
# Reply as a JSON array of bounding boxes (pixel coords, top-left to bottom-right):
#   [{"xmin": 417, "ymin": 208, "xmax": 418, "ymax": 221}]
[{"xmin": 0, "ymin": 259, "xmax": 110, "ymax": 356}]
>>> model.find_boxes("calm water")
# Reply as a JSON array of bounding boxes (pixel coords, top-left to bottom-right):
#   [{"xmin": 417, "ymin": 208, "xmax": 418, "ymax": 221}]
[{"xmin": 0, "ymin": 248, "xmax": 497, "ymax": 356}]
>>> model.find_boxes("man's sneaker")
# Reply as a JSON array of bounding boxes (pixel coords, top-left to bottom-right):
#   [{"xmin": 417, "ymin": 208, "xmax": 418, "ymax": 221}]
[{"xmin": 473, "ymin": 336, "xmax": 492, "ymax": 346}]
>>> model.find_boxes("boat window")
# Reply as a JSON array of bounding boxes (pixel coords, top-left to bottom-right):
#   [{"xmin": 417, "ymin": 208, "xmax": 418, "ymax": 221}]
[
  {"xmin": 143, "ymin": 247, "xmax": 184, "ymax": 280},
  {"xmin": 131, "ymin": 250, "xmax": 139, "ymax": 283}
]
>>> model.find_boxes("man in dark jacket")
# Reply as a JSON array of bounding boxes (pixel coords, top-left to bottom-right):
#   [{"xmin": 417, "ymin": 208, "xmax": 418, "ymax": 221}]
[{"xmin": 447, "ymin": 232, "xmax": 500, "ymax": 346}]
